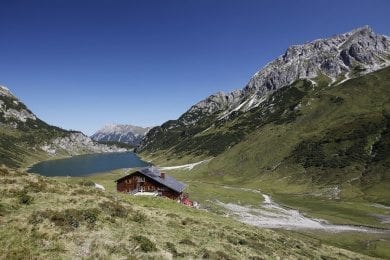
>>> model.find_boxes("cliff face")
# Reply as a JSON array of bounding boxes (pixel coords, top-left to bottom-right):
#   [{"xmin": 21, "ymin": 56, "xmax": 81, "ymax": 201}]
[{"xmin": 182, "ymin": 26, "xmax": 390, "ymax": 123}]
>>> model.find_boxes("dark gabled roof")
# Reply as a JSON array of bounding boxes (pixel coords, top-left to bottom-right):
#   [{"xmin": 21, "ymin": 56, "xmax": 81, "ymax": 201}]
[{"xmin": 115, "ymin": 167, "xmax": 186, "ymax": 193}]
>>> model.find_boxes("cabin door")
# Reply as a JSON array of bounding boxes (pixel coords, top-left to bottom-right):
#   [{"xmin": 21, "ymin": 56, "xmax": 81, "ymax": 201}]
[{"xmin": 136, "ymin": 183, "xmax": 144, "ymax": 192}]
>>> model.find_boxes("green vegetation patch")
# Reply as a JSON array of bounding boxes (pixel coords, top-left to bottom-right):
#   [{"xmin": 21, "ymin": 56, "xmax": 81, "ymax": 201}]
[
  {"xmin": 29, "ymin": 208, "xmax": 100, "ymax": 231},
  {"xmin": 0, "ymin": 167, "xmax": 371, "ymax": 259},
  {"xmin": 133, "ymin": 235, "xmax": 157, "ymax": 252}
]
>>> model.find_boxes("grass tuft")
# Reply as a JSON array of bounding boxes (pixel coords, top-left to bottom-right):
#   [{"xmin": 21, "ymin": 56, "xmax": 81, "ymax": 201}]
[{"xmin": 133, "ymin": 235, "xmax": 157, "ymax": 252}]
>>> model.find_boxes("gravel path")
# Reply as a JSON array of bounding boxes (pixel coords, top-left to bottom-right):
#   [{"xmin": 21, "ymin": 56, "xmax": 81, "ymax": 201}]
[
  {"xmin": 217, "ymin": 194, "xmax": 387, "ymax": 233},
  {"xmin": 159, "ymin": 159, "xmax": 212, "ymax": 170}
]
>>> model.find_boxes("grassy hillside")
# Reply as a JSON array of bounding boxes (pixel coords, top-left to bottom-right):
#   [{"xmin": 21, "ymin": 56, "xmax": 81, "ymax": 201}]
[
  {"xmin": 0, "ymin": 89, "xmax": 74, "ymax": 167},
  {"xmin": 52, "ymin": 168, "xmax": 390, "ymax": 259},
  {"xmin": 136, "ymin": 67, "xmax": 390, "ymax": 258},
  {"xmin": 0, "ymin": 167, "xmax": 371, "ymax": 259},
  {"xmin": 0, "ymin": 88, "xmax": 126, "ymax": 169},
  {"xmin": 140, "ymin": 67, "xmax": 390, "ymax": 203}
]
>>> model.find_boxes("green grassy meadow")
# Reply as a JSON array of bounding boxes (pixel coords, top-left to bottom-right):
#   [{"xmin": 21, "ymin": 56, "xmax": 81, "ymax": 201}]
[
  {"xmin": 1, "ymin": 166, "xmax": 374, "ymax": 259},
  {"xmin": 52, "ymin": 165, "xmax": 389, "ymax": 259}
]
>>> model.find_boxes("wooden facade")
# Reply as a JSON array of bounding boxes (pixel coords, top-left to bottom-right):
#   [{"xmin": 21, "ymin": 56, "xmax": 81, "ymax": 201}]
[{"xmin": 116, "ymin": 172, "xmax": 182, "ymax": 200}]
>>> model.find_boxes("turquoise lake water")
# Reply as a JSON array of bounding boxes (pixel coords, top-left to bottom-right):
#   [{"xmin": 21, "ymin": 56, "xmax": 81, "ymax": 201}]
[{"xmin": 28, "ymin": 152, "xmax": 149, "ymax": 177}]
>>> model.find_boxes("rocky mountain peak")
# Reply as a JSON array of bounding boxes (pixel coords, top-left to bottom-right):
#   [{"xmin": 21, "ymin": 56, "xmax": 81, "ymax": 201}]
[
  {"xmin": 194, "ymin": 26, "xmax": 389, "ymax": 122},
  {"xmin": 0, "ymin": 85, "xmax": 37, "ymax": 126},
  {"xmin": 0, "ymin": 85, "xmax": 14, "ymax": 98},
  {"xmin": 149, "ymin": 26, "xmax": 390, "ymax": 129},
  {"xmin": 92, "ymin": 124, "xmax": 151, "ymax": 146}
]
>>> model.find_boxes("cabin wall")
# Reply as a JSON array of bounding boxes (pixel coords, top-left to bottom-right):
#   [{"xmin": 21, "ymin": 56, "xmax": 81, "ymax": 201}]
[
  {"xmin": 116, "ymin": 173, "xmax": 181, "ymax": 200},
  {"xmin": 161, "ymin": 190, "xmax": 181, "ymax": 200}
]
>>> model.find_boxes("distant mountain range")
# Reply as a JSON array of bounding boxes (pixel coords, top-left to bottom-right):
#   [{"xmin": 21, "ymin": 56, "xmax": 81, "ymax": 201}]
[
  {"xmin": 91, "ymin": 124, "xmax": 151, "ymax": 146},
  {"xmin": 0, "ymin": 86, "xmax": 125, "ymax": 167}
]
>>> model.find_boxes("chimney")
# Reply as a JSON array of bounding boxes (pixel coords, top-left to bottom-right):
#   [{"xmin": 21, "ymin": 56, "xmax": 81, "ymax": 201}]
[{"xmin": 160, "ymin": 172, "xmax": 165, "ymax": 179}]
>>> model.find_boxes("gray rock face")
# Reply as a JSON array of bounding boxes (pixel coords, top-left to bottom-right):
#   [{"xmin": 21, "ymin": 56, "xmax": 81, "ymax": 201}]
[
  {"xmin": 0, "ymin": 86, "xmax": 37, "ymax": 128},
  {"xmin": 247, "ymin": 26, "xmax": 389, "ymax": 92},
  {"xmin": 179, "ymin": 26, "xmax": 390, "ymax": 125},
  {"xmin": 42, "ymin": 132, "xmax": 127, "ymax": 156},
  {"xmin": 91, "ymin": 124, "xmax": 151, "ymax": 146},
  {"xmin": 139, "ymin": 26, "xmax": 390, "ymax": 151}
]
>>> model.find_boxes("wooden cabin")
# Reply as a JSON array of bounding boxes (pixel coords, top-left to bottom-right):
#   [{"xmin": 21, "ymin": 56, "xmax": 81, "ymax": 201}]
[{"xmin": 115, "ymin": 167, "xmax": 186, "ymax": 200}]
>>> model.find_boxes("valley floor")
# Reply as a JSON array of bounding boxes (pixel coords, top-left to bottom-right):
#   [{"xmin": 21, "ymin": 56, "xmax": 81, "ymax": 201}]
[
  {"xmin": 1, "ymin": 167, "xmax": 375, "ymax": 259},
  {"xmin": 56, "ymin": 165, "xmax": 390, "ymax": 259},
  {"xmin": 217, "ymin": 192, "xmax": 385, "ymax": 233}
]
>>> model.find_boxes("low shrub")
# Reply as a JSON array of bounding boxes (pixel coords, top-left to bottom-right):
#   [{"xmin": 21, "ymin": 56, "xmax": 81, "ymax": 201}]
[
  {"xmin": 166, "ymin": 213, "xmax": 179, "ymax": 218},
  {"xmin": 25, "ymin": 180, "xmax": 47, "ymax": 193},
  {"xmin": 201, "ymin": 249, "xmax": 232, "ymax": 259},
  {"xmin": 165, "ymin": 242, "xmax": 178, "ymax": 256},
  {"xmin": 29, "ymin": 208, "xmax": 100, "ymax": 230},
  {"xmin": 133, "ymin": 235, "xmax": 157, "ymax": 252},
  {"xmin": 0, "ymin": 167, "xmax": 9, "ymax": 176},
  {"xmin": 1, "ymin": 178, "xmax": 16, "ymax": 184},
  {"xmin": 181, "ymin": 217, "xmax": 199, "ymax": 226},
  {"xmin": 78, "ymin": 179, "xmax": 95, "ymax": 187},
  {"xmin": 18, "ymin": 191, "xmax": 33, "ymax": 205},
  {"xmin": 131, "ymin": 211, "xmax": 147, "ymax": 223},
  {"xmin": 227, "ymin": 235, "xmax": 248, "ymax": 245},
  {"xmin": 0, "ymin": 203, "xmax": 8, "ymax": 216},
  {"xmin": 99, "ymin": 201, "xmax": 129, "ymax": 218},
  {"xmin": 179, "ymin": 238, "xmax": 196, "ymax": 246}
]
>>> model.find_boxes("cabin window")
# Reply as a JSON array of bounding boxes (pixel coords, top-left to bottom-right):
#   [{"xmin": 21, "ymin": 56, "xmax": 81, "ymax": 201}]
[{"xmin": 137, "ymin": 177, "xmax": 145, "ymax": 182}]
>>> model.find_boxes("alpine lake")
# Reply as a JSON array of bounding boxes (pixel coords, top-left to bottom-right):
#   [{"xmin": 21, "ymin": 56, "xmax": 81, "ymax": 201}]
[{"xmin": 28, "ymin": 152, "xmax": 149, "ymax": 177}]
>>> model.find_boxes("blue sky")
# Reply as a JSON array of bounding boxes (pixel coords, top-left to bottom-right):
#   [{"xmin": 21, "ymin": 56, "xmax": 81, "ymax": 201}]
[{"xmin": 0, "ymin": 0, "xmax": 389, "ymax": 135}]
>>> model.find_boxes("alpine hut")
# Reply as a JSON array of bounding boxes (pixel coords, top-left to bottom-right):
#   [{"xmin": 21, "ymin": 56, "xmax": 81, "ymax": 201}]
[{"xmin": 115, "ymin": 167, "xmax": 186, "ymax": 200}]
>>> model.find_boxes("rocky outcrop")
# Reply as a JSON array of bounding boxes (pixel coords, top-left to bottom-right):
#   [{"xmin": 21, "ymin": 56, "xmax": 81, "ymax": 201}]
[
  {"xmin": 244, "ymin": 26, "xmax": 389, "ymax": 98},
  {"xmin": 91, "ymin": 124, "xmax": 151, "ymax": 146},
  {"xmin": 0, "ymin": 86, "xmax": 37, "ymax": 127},
  {"xmin": 184, "ymin": 26, "xmax": 390, "ymax": 124},
  {"xmin": 41, "ymin": 132, "xmax": 126, "ymax": 156}
]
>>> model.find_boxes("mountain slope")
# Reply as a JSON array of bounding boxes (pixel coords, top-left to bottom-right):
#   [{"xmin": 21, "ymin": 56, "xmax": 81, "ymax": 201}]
[
  {"xmin": 139, "ymin": 26, "xmax": 390, "ymax": 159},
  {"xmin": 188, "ymin": 67, "xmax": 390, "ymax": 200},
  {"xmin": 91, "ymin": 124, "xmax": 150, "ymax": 146},
  {"xmin": 138, "ymin": 27, "xmax": 390, "ymax": 202},
  {"xmin": 0, "ymin": 86, "xmax": 124, "ymax": 168}
]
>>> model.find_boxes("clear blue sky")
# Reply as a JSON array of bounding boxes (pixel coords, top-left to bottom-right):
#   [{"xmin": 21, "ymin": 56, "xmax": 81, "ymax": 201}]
[{"xmin": 1, "ymin": 0, "xmax": 389, "ymax": 135}]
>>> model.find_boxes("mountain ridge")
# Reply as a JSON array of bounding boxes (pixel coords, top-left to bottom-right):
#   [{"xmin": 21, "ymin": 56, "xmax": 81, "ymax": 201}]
[
  {"xmin": 91, "ymin": 124, "xmax": 151, "ymax": 146},
  {"xmin": 138, "ymin": 26, "xmax": 390, "ymax": 153},
  {"xmin": 0, "ymin": 86, "xmax": 125, "ymax": 167}
]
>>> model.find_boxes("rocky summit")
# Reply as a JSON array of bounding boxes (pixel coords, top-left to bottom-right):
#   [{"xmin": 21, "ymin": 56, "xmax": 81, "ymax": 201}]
[
  {"xmin": 138, "ymin": 26, "xmax": 390, "ymax": 159},
  {"xmin": 0, "ymin": 85, "xmax": 37, "ymax": 128},
  {"xmin": 172, "ymin": 26, "xmax": 390, "ymax": 126},
  {"xmin": 91, "ymin": 124, "xmax": 151, "ymax": 146}
]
